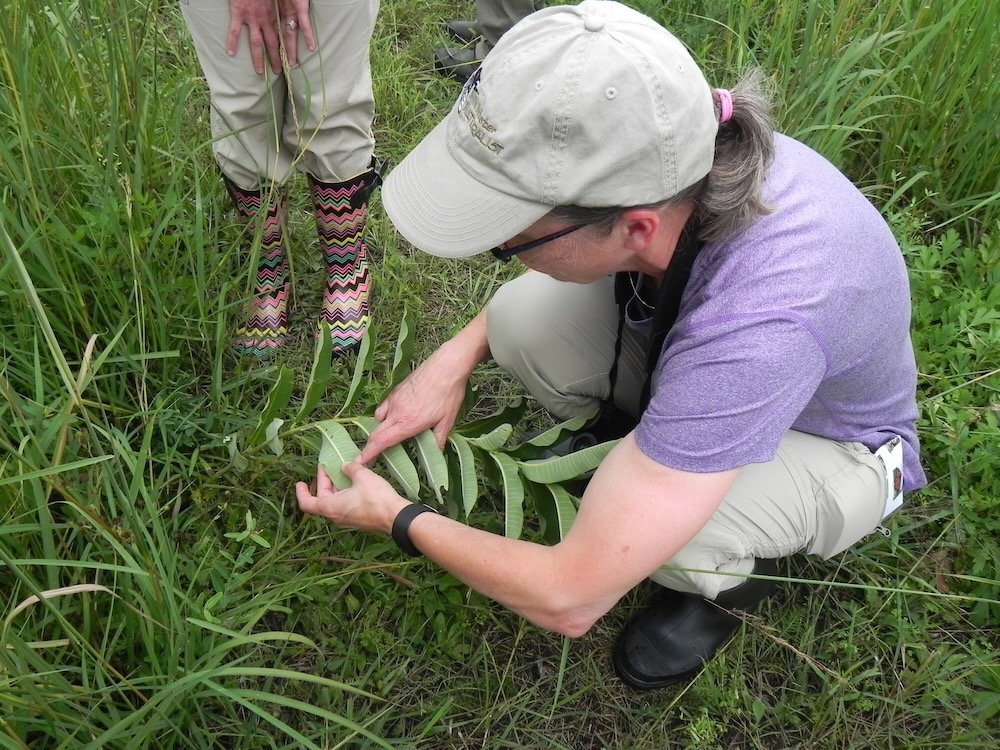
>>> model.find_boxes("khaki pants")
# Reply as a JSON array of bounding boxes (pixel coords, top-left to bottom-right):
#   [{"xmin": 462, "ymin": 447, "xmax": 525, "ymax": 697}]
[
  {"xmin": 475, "ymin": 0, "xmax": 537, "ymax": 56},
  {"xmin": 181, "ymin": 0, "xmax": 378, "ymax": 189},
  {"xmin": 486, "ymin": 272, "xmax": 888, "ymax": 599}
]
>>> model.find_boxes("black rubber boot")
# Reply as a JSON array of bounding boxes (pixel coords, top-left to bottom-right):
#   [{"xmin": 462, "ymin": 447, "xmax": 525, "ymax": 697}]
[
  {"xmin": 445, "ymin": 20, "xmax": 478, "ymax": 45},
  {"xmin": 536, "ymin": 404, "xmax": 637, "ymax": 459},
  {"xmin": 525, "ymin": 404, "xmax": 637, "ymax": 495},
  {"xmin": 434, "ymin": 47, "xmax": 480, "ymax": 83},
  {"xmin": 613, "ymin": 558, "xmax": 780, "ymax": 689}
]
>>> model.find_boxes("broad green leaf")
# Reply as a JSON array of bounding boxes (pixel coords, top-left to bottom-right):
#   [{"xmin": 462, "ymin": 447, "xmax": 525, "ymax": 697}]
[
  {"xmin": 294, "ymin": 322, "xmax": 333, "ymax": 422},
  {"xmin": 384, "ymin": 307, "xmax": 415, "ymax": 397},
  {"xmin": 491, "ymin": 452, "xmax": 524, "ymax": 539},
  {"xmin": 247, "ymin": 366, "xmax": 294, "ymax": 446},
  {"xmin": 528, "ymin": 481, "xmax": 558, "ymax": 544},
  {"xmin": 464, "ymin": 422, "xmax": 514, "ymax": 451},
  {"xmin": 516, "ymin": 440, "xmax": 619, "ymax": 484},
  {"xmin": 352, "ymin": 417, "xmax": 420, "ymax": 500},
  {"xmin": 338, "ymin": 327, "xmax": 375, "ymax": 416},
  {"xmin": 226, "ymin": 434, "xmax": 248, "ymax": 471},
  {"xmin": 507, "ymin": 410, "xmax": 599, "ymax": 459},
  {"xmin": 531, "ymin": 481, "xmax": 579, "ymax": 542},
  {"xmin": 316, "ymin": 420, "xmax": 361, "ymax": 490},
  {"xmin": 443, "ymin": 459, "xmax": 462, "ymax": 519},
  {"xmin": 414, "ymin": 429, "xmax": 449, "ymax": 504},
  {"xmin": 447, "ymin": 433, "xmax": 479, "ymax": 517},
  {"xmin": 265, "ymin": 418, "xmax": 284, "ymax": 456},
  {"xmin": 454, "ymin": 397, "xmax": 528, "ymax": 437}
]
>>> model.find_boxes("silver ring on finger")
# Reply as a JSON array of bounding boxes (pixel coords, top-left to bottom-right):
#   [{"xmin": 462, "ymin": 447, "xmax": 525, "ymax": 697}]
[{"xmin": 286, "ymin": 18, "xmax": 297, "ymax": 31}]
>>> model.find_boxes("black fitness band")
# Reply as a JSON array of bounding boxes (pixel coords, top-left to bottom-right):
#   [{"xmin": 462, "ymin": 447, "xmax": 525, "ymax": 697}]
[{"xmin": 391, "ymin": 503, "xmax": 437, "ymax": 557}]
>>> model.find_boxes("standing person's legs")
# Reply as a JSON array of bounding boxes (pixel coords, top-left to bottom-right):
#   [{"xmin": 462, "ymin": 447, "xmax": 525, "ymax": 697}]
[
  {"xmin": 181, "ymin": 1, "xmax": 294, "ymax": 187},
  {"xmin": 287, "ymin": 0, "xmax": 380, "ymax": 352},
  {"xmin": 286, "ymin": 0, "xmax": 378, "ymax": 182},
  {"xmin": 182, "ymin": 0, "xmax": 292, "ymax": 355},
  {"xmin": 486, "ymin": 273, "xmax": 649, "ymax": 420},
  {"xmin": 437, "ymin": 0, "xmax": 536, "ymax": 82},
  {"xmin": 475, "ymin": 0, "xmax": 537, "ymax": 57}
]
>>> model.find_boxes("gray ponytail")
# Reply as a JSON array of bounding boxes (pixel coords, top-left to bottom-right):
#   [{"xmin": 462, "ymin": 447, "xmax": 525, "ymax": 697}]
[{"xmin": 696, "ymin": 67, "xmax": 775, "ymax": 242}]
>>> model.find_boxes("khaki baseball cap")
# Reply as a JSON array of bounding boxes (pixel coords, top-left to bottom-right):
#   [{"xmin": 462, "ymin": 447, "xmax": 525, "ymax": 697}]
[{"xmin": 383, "ymin": 0, "xmax": 718, "ymax": 258}]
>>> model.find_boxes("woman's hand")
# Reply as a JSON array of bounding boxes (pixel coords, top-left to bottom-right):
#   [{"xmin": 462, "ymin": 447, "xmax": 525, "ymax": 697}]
[
  {"xmin": 357, "ymin": 350, "xmax": 471, "ymax": 464},
  {"xmin": 227, "ymin": 0, "xmax": 316, "ymax": 75},
  {"xmin": 277, "ymin": 0, "xmax": 316, "ymax": 69},
  {"xmin": 358, "ymin": 312, "xmax": 491, "ymax": 465},
  {"xmin": 296, "ymin": 462, "xmax": 409, "ymax": 534}
]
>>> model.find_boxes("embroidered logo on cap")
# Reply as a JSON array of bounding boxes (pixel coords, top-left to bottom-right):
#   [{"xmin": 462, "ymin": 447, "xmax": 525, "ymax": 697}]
[{"xmin": 457, "ymin": 68, "xmax": 504, "ymax": 154}]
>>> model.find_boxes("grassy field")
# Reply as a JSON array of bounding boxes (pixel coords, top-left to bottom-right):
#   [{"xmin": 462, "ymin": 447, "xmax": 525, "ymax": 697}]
[{"xmin": 1, "ymin": 0, "xmax": 998, "ymax": 747}]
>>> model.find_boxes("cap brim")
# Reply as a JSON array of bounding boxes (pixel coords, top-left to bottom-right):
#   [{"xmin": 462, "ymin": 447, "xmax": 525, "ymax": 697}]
[{"xmin": 382, "ymin": 117, "xmax": 550, "ymax": 258}]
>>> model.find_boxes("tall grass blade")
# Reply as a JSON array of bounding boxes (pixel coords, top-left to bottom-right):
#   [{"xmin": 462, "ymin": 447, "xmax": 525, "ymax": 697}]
[
  {"xmin": 337, "ymin": 326, "xmax": 375, "ymax": 417},
  {"xmin": 1, "ymin": 223, "xmax": 81, "ymax": 408},
  {"xmin": 0, "ymin": 455, "xmax": 112, "ymax": 488},
  {"xmin": 247, "ymin": 366, "xmax": 294, "ymax": 447},
  {"xmin": 3, "ymin": 584, "xmax": 115, "ymax": 631},
  {"xmin": 296, "ymin": 322, "xmax": 334, "ymax": 423}
]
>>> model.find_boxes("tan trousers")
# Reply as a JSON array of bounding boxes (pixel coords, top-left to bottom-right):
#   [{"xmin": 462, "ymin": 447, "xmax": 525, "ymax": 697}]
[
  {"xmin": 181, "ymin": 0, "xmax": 378, "ymax": 189},
  {"xmin": 486, "ymin": 272, "xmax": 889, "ymax": 598},
  {"xmin": 474, "ymin": 0, "xmax": 537, "ymax": 56}
]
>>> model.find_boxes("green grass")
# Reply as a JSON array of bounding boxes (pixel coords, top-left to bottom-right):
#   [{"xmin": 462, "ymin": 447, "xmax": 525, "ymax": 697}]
[{"xmin": 1, "ymin": 0, "xmax": 998, "ymax": 747}]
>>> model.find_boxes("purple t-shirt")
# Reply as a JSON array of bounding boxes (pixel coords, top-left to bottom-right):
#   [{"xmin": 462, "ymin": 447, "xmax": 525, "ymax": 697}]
[{"xmin": 634, "ymin": 134, "xmax": 926, "ymax": 491}]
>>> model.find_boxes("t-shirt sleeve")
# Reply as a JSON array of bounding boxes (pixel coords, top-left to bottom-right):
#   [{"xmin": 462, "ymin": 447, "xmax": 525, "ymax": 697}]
[{"xmin": 634, "ymin": 313, "xmax": 827, "ymax": 472}]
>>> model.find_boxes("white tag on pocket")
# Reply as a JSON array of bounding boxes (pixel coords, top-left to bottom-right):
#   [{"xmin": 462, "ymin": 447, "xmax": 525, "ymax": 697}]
[{"xmin": 874, "ymin": 436, "xmax": 904, "ymax": 520}]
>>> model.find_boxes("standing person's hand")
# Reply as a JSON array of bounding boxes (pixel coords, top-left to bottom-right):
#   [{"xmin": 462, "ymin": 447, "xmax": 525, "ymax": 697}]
[
  {"xmin": 277, "ymin": 0, "xmax": 316, "ymax": 69},
  {"xmin": 227, "ymin": 0, "xmax": 316, "ymax": 75}
]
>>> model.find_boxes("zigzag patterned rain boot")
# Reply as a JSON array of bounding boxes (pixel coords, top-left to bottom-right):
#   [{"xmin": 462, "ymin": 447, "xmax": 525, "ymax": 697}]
[
  {"xmin": 309, "ymin": 164, "xmax": 381, "ymax": 354},
  {"xmin": 223, "ymin": 177, "xmax": 290, "ymax": 356}
]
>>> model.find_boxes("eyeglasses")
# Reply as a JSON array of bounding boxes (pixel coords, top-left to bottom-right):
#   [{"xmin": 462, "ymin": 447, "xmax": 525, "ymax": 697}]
[{"xmin": 490, "ymin": 224, "xmax": 585, "ymax": 263}]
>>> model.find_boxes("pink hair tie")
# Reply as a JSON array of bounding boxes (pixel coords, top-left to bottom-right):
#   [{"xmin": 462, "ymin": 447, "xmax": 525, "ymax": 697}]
[{"xmin": 714, "ymin": 88, "xmax": 733, "ymax": 124}]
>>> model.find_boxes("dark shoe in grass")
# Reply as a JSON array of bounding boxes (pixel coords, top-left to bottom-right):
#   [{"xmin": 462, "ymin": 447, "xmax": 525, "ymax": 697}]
[
  {"xmin": 434, "ymin": 47, "xmax": 480, "ymax": 83},
  {"xmin": 522, "ymin": 404, "xmax": 637, "ymax": 496},
  {"xmin": 535, "ymin": 405, "xmax": 637, "ymax": 460},
  {"xmin": 445, "ymin": 19, "xmax": 479, "ymax": 45},
  {"xmin": 613, "ymin": 558, "xmax": 779, "ymax": 689}
]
